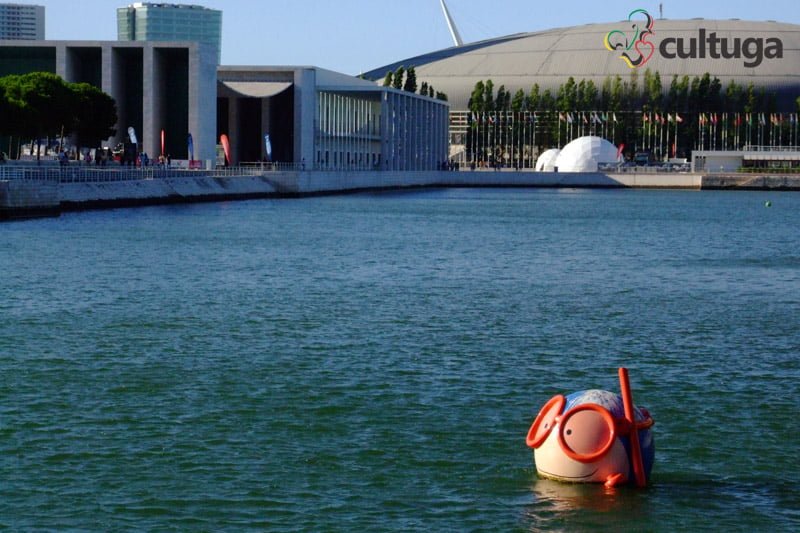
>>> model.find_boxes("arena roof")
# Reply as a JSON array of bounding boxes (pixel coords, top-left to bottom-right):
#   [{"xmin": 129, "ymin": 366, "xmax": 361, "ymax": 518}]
[{"xmin": 363, "ymin": 19, "xmax": 800, "ymax": 110}]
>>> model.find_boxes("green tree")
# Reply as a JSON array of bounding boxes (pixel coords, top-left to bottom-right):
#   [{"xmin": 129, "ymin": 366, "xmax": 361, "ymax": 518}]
[
  {"xmin": 512, "ymin": 88, "xmax": 526, "ymax": 112},
  {"xmin": 435, "ymin": 91, "xmax": 448, "ymax": 101},
  {"xmin": 71, "ymin": 82, "xmax": 117, "ymax": 148},
  {"xmin": 382, "ymin": 71, "xmax": 393, "ymax": 87},
  {"xmin": 557, "ymin": 76, "xmax": 577, "ymax": 111},
  {"xmin": 600, "ymin": 76, "xmax": 612, "ymax": 110},
  {"xmin": 419, "ymin": 81, "xmax": 429, "ymax": 97},
  {"xmin": 1, "ymin": 72, "xmax": 73, "ymax": 143},
  {"xmin": 392, "ymin": 66, "xmax": 404, "ymax": 90},
  {"xmin": 483, "ymin": 80, "xmax": 495, "ymax": 111},
  {"xmin": 724, "ymin": 80, "xmax": 742, "ymax": 113},
  {"xmin": 528, "ymin": 84, "xmax": 540, "ymax": 111},
  {"xmin": 403, "ymin": 66, "xmax": 417, "ymax": 93},
  {"xmin": 0, "ymin": 72, "xmax": 117, "ymax": 157},
  {"xmin": 469, "ymin": 81, "xmax": 485, "ymax": 112},
  {"xmin": 610, "ymin": 75, "xmax": 623, "ymax": 112},
  {"xmin": 582, "ymin": 80, "xmax": 598, "ymax": 110}
]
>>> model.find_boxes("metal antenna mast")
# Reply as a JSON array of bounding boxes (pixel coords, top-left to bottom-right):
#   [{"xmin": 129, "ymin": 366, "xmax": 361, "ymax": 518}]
[{"xmin": 440, "ymin": 0, "xmax": 464, "ymax": 47}]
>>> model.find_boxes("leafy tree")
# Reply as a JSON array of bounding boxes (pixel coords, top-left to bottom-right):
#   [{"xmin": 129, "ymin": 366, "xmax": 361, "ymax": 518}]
[
  {"xmin": 382, "ymin": 71, "xmax": 393, "ymax": 87},
  {"xmin": 527, "ymin": 83, "xmax": 540, "ymax": 111},
  {"xmin": 469, "ymin": 81, "xmax": 485, "ymax": 112},
  {"xmin": 610, "ymin": 75, "xmax": 623, "ymax": 112},
  {"xmin": 540, "ymin": 89, "xmax": 554, "ymax": 111},
  {"xmin": 1, "ymin": 72, "xmax": 73, "ymax": 143},
  {"xmin": 495, "ymin": 85, "xmax": 508, "ymax": 112},
  {"xmin": 557, "ymin": 76, "xmax": 577, "ymax": 111},
  {"xmin": 511, "ymin": 89, "xmax": 526, "ymax": 112},
  {"xmin": 0, "ymin": 72, "xmax": 117, "ymax": 157},
  {"xmin": 403, "ymin": 67, "xmax": 417, "ymax": 93},
  {"xmin": 600, "ymin": 76, "xmax": 612, "ymax": 110},
  {"xmin": 419, "ymin": 81, "xmax": 428, "ymax": 97},
  {"xmin": 483, "ymin": 80, "xmax": 495, "ymax": 111},
  {"xmin": 71, "ymin": 82, "xmax": 117, "ymax": 148},
  {"xmin": 435, "ymin": 91, "xmax": 448, "ymax": 101},
  {"xmin": 392, "ymin": 66, "xmax": 404, "ymax": 90},
  {"xmin": 582, "ymin": 80, "xmax": 598, "ymax": 110}
]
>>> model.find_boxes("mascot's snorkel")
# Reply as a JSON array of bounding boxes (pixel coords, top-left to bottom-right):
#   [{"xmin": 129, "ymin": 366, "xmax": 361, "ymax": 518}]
[{"xmin": 526, "ymin": 368, "xmax": 655, "ymax": 488}]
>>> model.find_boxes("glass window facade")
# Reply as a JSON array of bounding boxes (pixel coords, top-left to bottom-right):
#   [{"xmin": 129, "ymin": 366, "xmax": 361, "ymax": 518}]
[
  {"xmin": 0, "ymin": 4, "xmax": 45, "ymax": 40},
  {"xmin": 116, "ymin": 3, "xmax": 222, "ymax": 63}
]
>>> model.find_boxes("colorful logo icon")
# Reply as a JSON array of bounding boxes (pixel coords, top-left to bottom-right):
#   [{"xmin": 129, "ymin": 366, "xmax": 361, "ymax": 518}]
[{"xmin": 604, "ymin": 9, "xmax": 655, "ymax": 69}]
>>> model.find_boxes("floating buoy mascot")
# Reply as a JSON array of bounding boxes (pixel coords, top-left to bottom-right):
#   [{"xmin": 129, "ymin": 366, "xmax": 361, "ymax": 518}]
[{"xmin": 526, "ymin": 368, "xmax": 655, "ymax": 488}]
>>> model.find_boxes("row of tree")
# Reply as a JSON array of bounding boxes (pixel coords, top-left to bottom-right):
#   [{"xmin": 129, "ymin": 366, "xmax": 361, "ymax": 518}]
[
  {"xmin": 381, "ymin": 66, "xmax": 448, "ymax": 101},
  {"xmin": 469, "ymin": 70, "xmax": 800, "ymax": 116},
  {"xmin": 462, "ymin": 72, "xmax": 800, "ymax": 163},
  {"xmin": 0, "ymin": 72, "xmax": 117, "ymax": 157}
]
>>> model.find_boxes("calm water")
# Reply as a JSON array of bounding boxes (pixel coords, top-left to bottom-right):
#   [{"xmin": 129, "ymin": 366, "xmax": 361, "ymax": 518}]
[{"xmin": 1, "ymin": 188, "xmax": 799, "ymax": 531}]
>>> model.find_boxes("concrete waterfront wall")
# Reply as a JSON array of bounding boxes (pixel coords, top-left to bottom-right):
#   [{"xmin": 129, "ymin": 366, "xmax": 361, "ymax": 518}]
[
  {"xmin": 59, "ymin": 175, "xmax": 279, "ymax": 209},
  {"xmin": 277, "ymin": 170, "xmax": 703, "ymax": 194},
  {"xmin": 0, "ymin": 179, "xmax": 60, "ymax": 220},
  {"xmin": 701, "ymin": 174, "xmax": 800, "ymax": 190},
  {"xmin": 7, "ymin": 168, "xmax": 800, "ymax": 220}
]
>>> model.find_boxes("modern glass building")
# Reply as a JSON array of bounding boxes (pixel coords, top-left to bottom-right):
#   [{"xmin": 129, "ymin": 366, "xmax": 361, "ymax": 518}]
[
  {"xmin": 0, "ymin": 3, "xmax": 44, "ymax": 40},
  {"xmin": 117, "ymin": 3, "xmax": 222, "ymax": 63}
]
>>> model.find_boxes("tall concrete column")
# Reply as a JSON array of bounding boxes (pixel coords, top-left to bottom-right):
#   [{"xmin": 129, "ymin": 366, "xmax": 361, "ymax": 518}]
[
  {"xmin": 142, "ymin": 45, "xmax": 159, "ymax": 159},
  {"xmin": 294, "ymin": 68, "xmax": 316, "ymax": 166},
  {"xmin": 227, "ymin": 96, "xmax": 239, "ymax": 165},
  {"xmin": 189, "ymin": 42, "xmax": 217, "ymax": 163}
]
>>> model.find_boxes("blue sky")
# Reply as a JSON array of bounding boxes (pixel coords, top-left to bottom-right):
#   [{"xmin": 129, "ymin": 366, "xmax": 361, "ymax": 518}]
[{"xmin": 30, "ymin": 0, "xmax": 800, "ymax": 74}]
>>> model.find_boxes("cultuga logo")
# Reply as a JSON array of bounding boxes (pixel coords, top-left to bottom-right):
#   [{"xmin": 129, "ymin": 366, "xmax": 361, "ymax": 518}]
[
  {"xmin": 604, "ymin": 9, "xmax": 784, "ymax": 69},
  {"xmin": 604, "ymin": 9, "xmax": 656, "ymax": 69}
]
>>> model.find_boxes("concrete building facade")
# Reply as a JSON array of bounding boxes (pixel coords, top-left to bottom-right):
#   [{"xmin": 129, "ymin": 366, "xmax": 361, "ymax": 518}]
[
  {"xmin": 0, "ymin": 39, "xmax": 218, "ymax": 162},
  {"xmin": 117, "ymin": 3, "xmax": 222, "ymax": 63},
  {"xmin": 0, "ymin": 3, "xmax": 44, "ymax": 40},
  {"xmin": 217, "ymin": 67, "xmax": 450, "ymax": 170}
]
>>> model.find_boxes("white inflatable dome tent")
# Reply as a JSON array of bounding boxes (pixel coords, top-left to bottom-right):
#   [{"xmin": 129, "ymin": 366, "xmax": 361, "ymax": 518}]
[
  {"xmin": 535, "ymin": 149, "xmax": 561, "ymax": 172},
  {"xmin": 554, "ymin": 137, "xmax": 620, "ymax": 172}
]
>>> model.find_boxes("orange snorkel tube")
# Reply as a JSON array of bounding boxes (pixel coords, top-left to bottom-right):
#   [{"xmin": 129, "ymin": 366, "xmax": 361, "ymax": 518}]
[{"xmin": 619, "ymin": 367, "xmax": 647, "ymax": 488}]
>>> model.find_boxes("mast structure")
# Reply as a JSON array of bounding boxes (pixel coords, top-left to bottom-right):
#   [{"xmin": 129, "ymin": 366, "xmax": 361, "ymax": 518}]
[{"xmin": 440, "ymin": 0, "xmax": 464, "ymax": 47}]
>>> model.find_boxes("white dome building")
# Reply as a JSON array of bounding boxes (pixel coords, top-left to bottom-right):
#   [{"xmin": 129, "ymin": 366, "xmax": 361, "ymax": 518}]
[
  {"xmin": 535, "ymin": 149, "xmax": 560, "ymax": 172},
  {"xmin": 554, "ymin": 136, "xmax": 620, "ymax": 172}
]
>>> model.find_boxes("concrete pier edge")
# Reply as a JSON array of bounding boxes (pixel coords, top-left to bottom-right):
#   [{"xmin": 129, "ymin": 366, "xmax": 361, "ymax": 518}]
[{"xmin": 3, "ymin": 170, "xmax": 800, "ymax": 219}]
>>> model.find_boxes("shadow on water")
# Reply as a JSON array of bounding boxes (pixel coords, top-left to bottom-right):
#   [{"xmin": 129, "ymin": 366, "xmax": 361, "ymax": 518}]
[{"xmin": 520, "ymin": 474, "xmax": 800, "ymax": 532}]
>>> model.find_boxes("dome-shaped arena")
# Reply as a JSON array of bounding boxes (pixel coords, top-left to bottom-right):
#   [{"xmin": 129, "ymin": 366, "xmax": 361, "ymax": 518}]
[{"xmin": 364, "ymin": 18, "xmax": 800, "ymax": 110}]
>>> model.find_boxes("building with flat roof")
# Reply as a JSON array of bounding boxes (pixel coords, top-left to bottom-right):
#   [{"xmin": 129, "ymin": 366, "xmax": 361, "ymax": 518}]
[
  {"xmin": 217, "ymin": 66, "xmax": 450, "ymax": 170},
  {"xmin": 0, "ymin": 39, "xmax": 448, "ymax": 170},
  {"xmin": 0, "ymin": 39, "xmax": 218, "ymax": 162},
  {"xmin": 0, "ymin": 3, "xmax": 44, "ymax": 40},
  {"xmin": 117, "ymin": 3, "xmax": 222, "ymax": 63}
]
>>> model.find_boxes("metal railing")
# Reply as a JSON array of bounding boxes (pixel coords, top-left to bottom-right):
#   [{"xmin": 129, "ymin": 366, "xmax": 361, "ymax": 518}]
[{"xmin": 0, "ymin": 164, "xmax": 267, "ymax": 182}]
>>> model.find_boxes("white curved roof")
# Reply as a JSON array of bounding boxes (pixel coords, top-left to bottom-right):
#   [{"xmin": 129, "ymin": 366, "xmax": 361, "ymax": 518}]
[
  {"xmin": 364, "ymin": 19, "xmax": 800, "ymax": 110},
  {"xmin": 554, "ymin": 136, "xmax": 620, "ymax": 172}
]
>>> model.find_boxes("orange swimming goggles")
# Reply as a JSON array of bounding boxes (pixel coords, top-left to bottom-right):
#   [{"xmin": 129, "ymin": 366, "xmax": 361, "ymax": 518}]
[{"xmin": 526, "ymin": 394, "xmax": 654, "ymax": 463}]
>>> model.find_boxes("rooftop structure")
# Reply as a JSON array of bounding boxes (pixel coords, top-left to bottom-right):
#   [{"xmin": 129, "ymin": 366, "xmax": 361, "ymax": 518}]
[
  {"xmin": 363, "ymin": 18, "xmax": 800, "ymax": 111},
  {"xmin": 117, "ymin": 2, "xmax": 222, "ymax": 63},
  {"xmin": 0, "ymin": 3, "xmax": 44, "ymax": 40}
]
